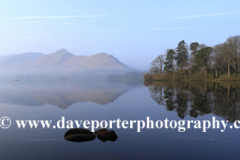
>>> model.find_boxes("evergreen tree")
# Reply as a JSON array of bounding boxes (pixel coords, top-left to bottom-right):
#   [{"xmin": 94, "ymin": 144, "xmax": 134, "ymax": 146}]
[
  {"xmin": 190, "ymin": 42, "xmax": 199, "ymax": 56},
  {"xmin": 164, "ymin": 49, "xmax": 175, "ymax": 73},
  {"xmin": 175, "ymin": 40, "xmax": 189, "ymax": 70},
  {"xmin": 194, "ymin": 47, "xmax": 213, "ymax": 78}
]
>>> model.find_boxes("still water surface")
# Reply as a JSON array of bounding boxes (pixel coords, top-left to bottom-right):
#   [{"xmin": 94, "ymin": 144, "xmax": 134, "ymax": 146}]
[{"xmin": 0, "ymin": 80, "xmax": 239, "ymax": 160}]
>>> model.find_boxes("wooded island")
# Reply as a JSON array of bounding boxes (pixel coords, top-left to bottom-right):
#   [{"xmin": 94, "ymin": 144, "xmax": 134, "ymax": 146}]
[{"xmin": 144, "ymin": 35, "xmax": 240, "ymax": 81}]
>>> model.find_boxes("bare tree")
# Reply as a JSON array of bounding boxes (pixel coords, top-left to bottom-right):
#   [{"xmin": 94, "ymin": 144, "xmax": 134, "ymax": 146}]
[
  {"xmin": 226, "ymin": 35, "xmax": 240, "ymax": 72},
  {"xmin": 222, "ymin": 42, "xmax": 234, "ymax": 78},
  {"xmin": 149, "ymin": 54, "xmax": 165, "ymax": 75},
  {"xmin": 214, "ymin": 44, "xmax": 226, "ymax": 75}
]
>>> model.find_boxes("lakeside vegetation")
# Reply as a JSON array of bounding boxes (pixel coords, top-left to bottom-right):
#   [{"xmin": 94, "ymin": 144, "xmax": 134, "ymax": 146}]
[{"xmin": 144, "ymin": 35, "xmax": 240, "ymax": 81}]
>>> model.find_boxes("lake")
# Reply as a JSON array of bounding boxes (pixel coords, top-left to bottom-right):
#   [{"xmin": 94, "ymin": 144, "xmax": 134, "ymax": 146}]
[{"xmin": 0, "ymin": 80, "xmax": 239, "ymax": 160}]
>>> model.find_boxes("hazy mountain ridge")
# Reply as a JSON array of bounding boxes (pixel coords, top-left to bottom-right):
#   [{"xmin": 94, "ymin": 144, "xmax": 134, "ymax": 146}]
[
  {"xmin": 0, "ymin": 52, "xmax": 44, "ymax": 69},
  {"xmin": 0, "ymin": 49, "xmax": 135, "ymax": 76},
  {"xmin": 0, "ymin": 54, "xmax": 14, "ymax": 62}
]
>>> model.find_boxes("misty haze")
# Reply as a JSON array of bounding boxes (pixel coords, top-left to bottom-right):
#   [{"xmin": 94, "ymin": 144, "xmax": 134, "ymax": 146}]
[
  {"xmin": 0, "ymin": 49, "xmax": 140, "ymax": 80},
  {"xmin": 1, "ymin": 1, "xmax": 240, "ymax": 160}
]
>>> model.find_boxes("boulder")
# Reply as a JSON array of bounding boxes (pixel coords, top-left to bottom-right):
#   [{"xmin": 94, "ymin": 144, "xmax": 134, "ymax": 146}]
[
  {"xmin": 64, "ymin": 128, "xmax": 95, "ymax": 142},
  {"xmin": 95, "ymin": 128, "xmax": 118, "ymax": 142}
]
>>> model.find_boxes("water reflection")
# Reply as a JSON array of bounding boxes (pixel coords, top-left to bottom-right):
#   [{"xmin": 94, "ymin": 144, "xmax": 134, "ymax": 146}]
[
  {"xmin": 0, "ymin": 80, "xmax": 138, "ymax": 109},
  {"xmin": 145, "ymin": 81, "xmax": 240, "ymax": 122},
  {"xmin": 64, "ymin": 128, "xmax": 118, "ymax": 143}
]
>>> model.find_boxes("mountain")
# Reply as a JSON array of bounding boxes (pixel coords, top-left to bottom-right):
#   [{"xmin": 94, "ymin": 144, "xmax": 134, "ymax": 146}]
[
  {"xmin": 0, "ymin": 54, "xmax": 14, "ymax": 62},
  {"xmin": 0, "ymin": 49, "xmax": 135, "ymax": 77},
  {"xmin": 0, "ymin": 52, "xmax": 44, "ymax": 69}
]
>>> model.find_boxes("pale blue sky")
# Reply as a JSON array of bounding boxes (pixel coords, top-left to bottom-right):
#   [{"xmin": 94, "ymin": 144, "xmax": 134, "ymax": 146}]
[{"xmin": 0, "ymin": 0, "xmax": 239, "ymax": 70}]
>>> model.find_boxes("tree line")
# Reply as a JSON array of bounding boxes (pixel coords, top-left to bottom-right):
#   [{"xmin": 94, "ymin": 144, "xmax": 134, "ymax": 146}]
[{"xmin": 145, "ymin": 35, "xmax": 240, "ymax": 81}]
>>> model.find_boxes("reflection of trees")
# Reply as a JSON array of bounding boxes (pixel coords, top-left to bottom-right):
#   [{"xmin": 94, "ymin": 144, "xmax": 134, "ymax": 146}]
[
  {"xmin": 190, "ymin": 91, "xmax": 212, "ymax": 118},
  {"xmin": 164, "ymin": 88, "xmax": 175, "ymax": 111},
  {"xmin": 212, "ymin": 85, "xmax": 240, "ymax": 123},
  {"xmin": 147, "ymin": 82, "xmax": 240, "ymax": 122},
  {"xmin": 149, "ymin": 85, "xmax": 164, "ymax": 105},
  {"xmin": 174, "ymin": 90, "xmax": 188, "ymax": 119}
]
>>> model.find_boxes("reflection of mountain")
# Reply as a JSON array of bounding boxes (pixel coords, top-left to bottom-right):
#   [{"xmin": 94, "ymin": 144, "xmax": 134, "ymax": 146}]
[
  {"xmin": 0, "ymin": 80, "xmax": 136, "ymax": 109},
  {"xmin": 145, "ymin": 81, "xmax": 240, "ymax": 123}
]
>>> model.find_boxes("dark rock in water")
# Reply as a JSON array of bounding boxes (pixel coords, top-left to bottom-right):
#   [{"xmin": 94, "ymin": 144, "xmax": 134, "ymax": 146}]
[
  {"xmin": 64, "ymin": 128, "xmax": 118, "ymax": 143},
  {"xmin": 65, "ymin": 134, "xmax": 96, "ymax": 142},
  {"xmin": 64, "ymin": 128, "xmax": 95, "ymax": 142},
  {"xmin": 95, "ymin": 128, "xmax": 118, "ymax": 142},
  {"xmin": 65, "ymin": 128, "xmax": 92, "ymax": 137}
]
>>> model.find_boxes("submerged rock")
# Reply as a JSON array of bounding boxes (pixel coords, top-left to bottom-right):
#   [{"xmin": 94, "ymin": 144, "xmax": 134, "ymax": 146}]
[{"xmin": 95, "ymin": 128, "xmax": 118, "ymax": 142}]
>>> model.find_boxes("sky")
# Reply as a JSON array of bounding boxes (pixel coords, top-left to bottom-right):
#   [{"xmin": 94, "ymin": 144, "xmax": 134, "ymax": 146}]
[{"xmin": 0, "ymin": 0, "xmax": 239, "ymax": 70}]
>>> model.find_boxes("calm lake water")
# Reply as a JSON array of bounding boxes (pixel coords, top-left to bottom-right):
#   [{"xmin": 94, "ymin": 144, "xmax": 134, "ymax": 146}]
[{"xmin": 0, "ymin": 80, "xmax": 240, "ymax": 160}]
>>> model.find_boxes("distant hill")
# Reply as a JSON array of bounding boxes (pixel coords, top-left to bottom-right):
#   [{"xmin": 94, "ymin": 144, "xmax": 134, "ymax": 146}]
[
  {"xmin": 0, "ymin": 49, "xmax": 135, "ymax": 78},
  {"xmin": 0, "ymin": 52, "xmax": 44, "ymax": 69},
  {"xmin": 0, "ymin": 54, "xmax": 14, "ymax": 62}
]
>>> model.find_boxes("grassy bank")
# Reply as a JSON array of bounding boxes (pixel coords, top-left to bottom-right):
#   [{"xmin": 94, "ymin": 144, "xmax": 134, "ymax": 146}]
[{"xmin": 144, "ymin": 71, "xmax": 240, "ymax": 82}]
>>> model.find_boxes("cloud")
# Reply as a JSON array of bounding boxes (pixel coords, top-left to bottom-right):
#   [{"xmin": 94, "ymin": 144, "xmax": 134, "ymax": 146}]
[
  {"xmin": 140, "ymin": 27, "xmax": 189, "ymax": 31},
  {"xmin": 60, "ymin": 21, "xmax": 94, "ymax": 26},
  {"xmin": 88, "ymin": 35, "xmax": 134, "ymax": 40},
  {"xmin": 175, "ymin": 12, "xmax": 234, "ymax": 19},
  {"xmin": 140, "ymin": 27, "xmax": 212, "ymax": 31},
  {"xmin": 10, "ymin": 34, "xmax": 48, "ymax": 41},
  {"xmin": 4, "ymin": 15, "xmax": 108, "ymax": 20},
  {"xmin": 0, "ymin": 31, "xmax": 56, "ymax": 43}
]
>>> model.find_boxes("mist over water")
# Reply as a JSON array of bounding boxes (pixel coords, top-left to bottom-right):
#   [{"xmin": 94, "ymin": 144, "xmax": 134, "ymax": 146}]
[
  {"xmin": 0, "ymin": 79, "xmax": 240, "ymax": 159},
  {"xmin": 0, "ymin": 79, "xmax": 140, "ymax": 108}
]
